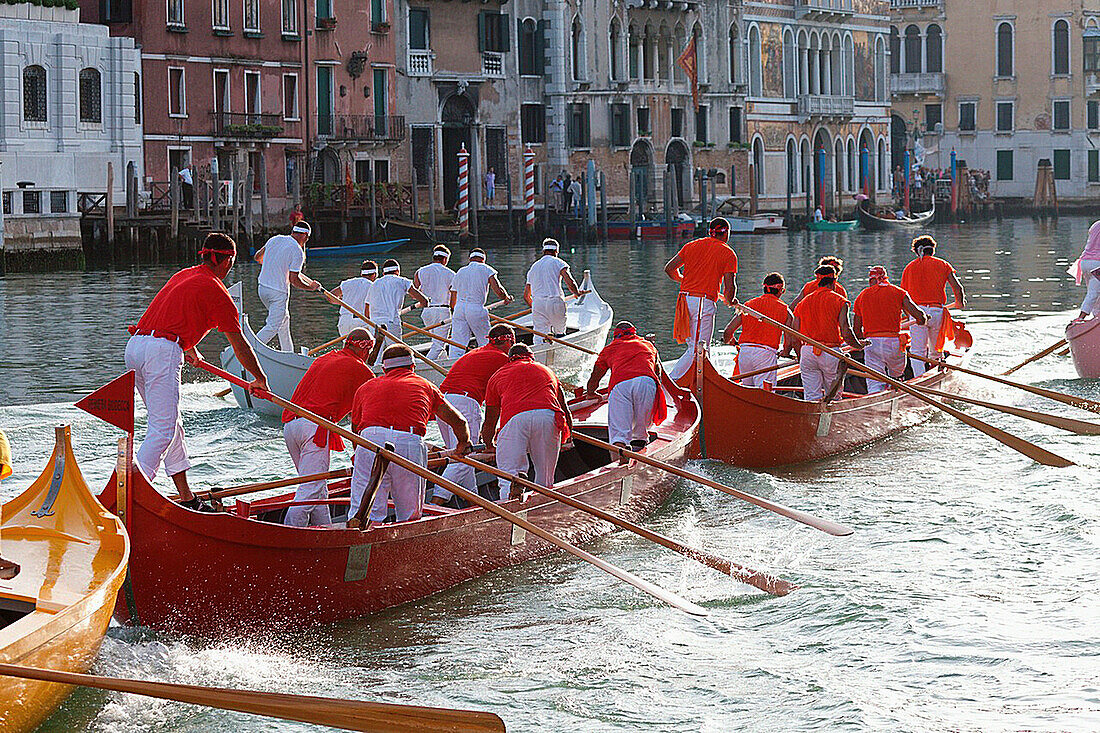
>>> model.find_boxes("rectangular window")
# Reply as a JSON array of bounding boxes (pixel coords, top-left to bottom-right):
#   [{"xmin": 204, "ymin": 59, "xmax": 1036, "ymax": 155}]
[
  {"xmin": 959, "ymin": 101, "xmax": 976, "ymax": 131},
  {"xmin": 101, "ymin": 0, "xmax": 132, "ymax": 23},
  {"xmin": 636, "ymin": 107, "xmax": 650, "ymax": 136},
  {"xmin": 1053, "ymin": 100, "xmax": 1070, "ymax": 131},
  {"xmin": 316, "ymin": 66, "xmax": 333, "ymax": 135},
  {"xmin": 374, "ymin": 159, "xmax": 389, "ymax": 184},
  {"xmin": 671, "ymin": 107, "xmax": 683, "ymax": 138},
  {"xmin": 996, "ymin": 149, "xmax": 1013, "ymax": 180},
  {"xmin": 212, "ymin": 0, "xmax": 229, "ymax": 29},
  {"xmin": 411, "ymin": 126, "xmax": 433, "ymax": 182},
  {"xmin": 22, "ymin": 190, "xmax": 41, "ymax": 215},
  {"xmin": 478, "ymin": 12, "xmax": 509, "ymax": 53},
  {"xmin": 370, "ymin": 0, "xmax": 383, "ymax": 25},
  {"xmin": 695, "ymin": 104, "xmax": 708, "ymax": 143},
  {"xmin": 281, "ymin": 0, "xmax": 298, "ymax": 34},
  {"xmin": 244, "ymin": 71, "xmax": 261, "ymax": 117},
  {"xmin": 1086, "ymin": 36, "xmax": 1100, "ymax": 73},
  {"xmin": 728, "ymin": 106, "xmax": 741, "ymax": 144},
  {"xmin": 282, "ymin": 74, "xmax": 299, "ymax": 120},
  {"xmin": 167, "ymin": 0, "xmax": 184, "ymax": 25},
  {"xmin": 244, "ymin": 0, "xmax": 259, "ymax": 32},
  {"xmin": 50, "ymin": 190, "xmax": 68, "ymax": 213},
  {"xmin": 1090, "ymin": 149, "xmax": 1099, "ymax": 183},
  {"xmin": 1090, "ymin": 100, "xmax": 1100, "ymax": 130},
  {"xmin": 521, "ymin": 103, "xmax": 545, "ymax": 144},
  {"xmin": 568, "ymin": 102, "xmax": 590, "ymax": 148},
  {"xmin": 610, "ymin": 103, "xmax": 630, "ymax": 147},
  {"xmin": 316, "ymin": 0, "xmax": 332, "ymax": 21},
  {"xmin": 168, "ymin": 67, "xmax": 185, "ymax": 117},
  {"xmin": 409, "ymin": 8, "xmax": 429, "ymax": 50},
  {"xmin": 1054, "ymin": 149, "xmax": 1071, "ymax": 180},
  {"xmin": 372, "ymin": 67, "xmax": 387, "ymax": 120},
  {"xmin": 134, "ymin": 72, "xmax": 142, "ymax": 124},
  {"xmin": 213, "ymin": 68, "xmax": 229, "ymax": 115},
  {"xmin": 355, "ymin": 159, "xmax": 370, "ymax": 184},
  {"xmin": 996, "ymin": 101, "xmax": 1013, "ymax": 132},
  {"xmin": 2, "ymin": 191, "xmax": 10, "ymax": 216},
  {"xmin": 925, "ymin": 103, "xmax": 942, "ymax": 133}
]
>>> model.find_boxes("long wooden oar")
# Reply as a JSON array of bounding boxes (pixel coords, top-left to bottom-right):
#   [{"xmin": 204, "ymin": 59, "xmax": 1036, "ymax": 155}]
[
  {"xmin": 191, "ymin": 468, "xmax": 354, "ymax": 502},
  {"xmin": 307, "ymin": 332, "xmax": 348, "ymax": 356},
  {"xmin": 909, "ymin": 352, "xmax": 1100, "ymax": 416},
  {"xmin": 488, "ymin": 313, "xmax": 599, "ymax": 356},
  {"xmin": 321, "ymin": 289, "xmax": 449, "ymax": 376},
  {"xmin": 423, "ymin": 299, "xmax": 507, "ymax": 332},
  {"xmin": 738, "ymin": 305, "xmax": 1075, "ymax": 467},
  {"xmin": 309, "ymin": 303, "xmax": 419, "ymax": 356},
  {"xmin": 0, "ymin": 663, "xmax": 505, "ymax": 733},
  {"xmin": 1002, "ymin": 338, "xmax": 1068, "ymax": 376},
  {"xmin": 848, "ymin": 370, "xmax": 1100, "ymax": 436},
  {"xmin": 189, "ymin": 359, "xmax": 708, "ymax": 617},
  {"xmin": 449, "ymin": 451, "xmax": 796, "ymax": 596}
]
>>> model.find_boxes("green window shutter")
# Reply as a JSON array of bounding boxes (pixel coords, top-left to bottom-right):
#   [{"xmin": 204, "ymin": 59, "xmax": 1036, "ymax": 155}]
[
  {"xmin": 537, "ymin": 19, "xmax": 548, "ymax": 75},
  {"xmin": 1089, "ymin": 150, "xmax": 1099, "ymax": 183},
  {"xmin": 1054, "ymin": 149, "xmax": 1071, "ymax": 180},
  {"xmin": 478, "ymin": 12, "xmax": 487, "ymax": 51},
  {"xmin": 501, "ymin": 14, "xmax": 510, "ymax": 52},
  {"xmin": 996, "ymin": 150, "xmax": 1013, "ymax": 181}
]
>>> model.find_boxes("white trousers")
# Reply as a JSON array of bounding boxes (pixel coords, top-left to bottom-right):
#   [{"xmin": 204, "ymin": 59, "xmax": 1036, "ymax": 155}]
[
  {"xmin": 737, "ymin": 344, "xmax": 779, "ymax": 388},
  {"xmin": 256, "ymin": 284, "xmax": 293, "ymax": 351},
  {"xmin": 532, "ymin": 295, "xmax": 567, "ymax": 336},
  {"xmin": 1079, "ymin": 258, "xmax": 1100, "ymax": 315},
  {"xmin": 350, "ymin": 427, "xmax": 427, "ymax": 523},
  {"xmin": 338, "ymin": 313, "xmax": 369, "ymax": 337},
  {"xmin": 283, "ymin": 417, "xmax": 332, "ymax": 527},
  {"xmin": 864, "ymin": 336, "xmax": 906, "ymax": 394},
  {"xmin": 371, "ymin": 314, "xmax": 403, "ymax": 364},
  {"xmin": 608, "ymin": 376, "xmax": 658, "ymax": 446},
  {"xmin": 669, "ymin": 295, "xmax": 717, "ymax": 380},
  {"xmin": 799, "ymin": 345, "xmax": 841, "ymax": 402},
  {"xmin": 436, "ymin": 393, "xmax": 482, "ymax": 502},
  {"xmin": 421, "ymin": 306, "xmax": 451, "ymax": 360},
  {"xmin": 496, "ymin": 409, "xmax": 561, "ymax": 501},
  {"xmin": 449, "ymin": 302, "xmax": 490, "ymax": 357},
  {"xmin": 124, "ymin": 335, "xmax": 190, "ymax": 480},
  {"xmin": 909, "ymin": 305, "xmax": 945, "ymax": 377}
]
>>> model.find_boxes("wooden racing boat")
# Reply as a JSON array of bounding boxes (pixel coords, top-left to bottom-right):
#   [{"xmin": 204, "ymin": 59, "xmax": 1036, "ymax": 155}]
[
  {"xmin": 1066, "ymin": 317, "xmax": 1100, "ymax": 378},
  {"xmin": 857, "ymin": 199, "xmax": 934, "ymax": 231},
  {"xmin": 97, "ymin": 389, "xmax": 698, "ymax": 633},
  {"xmin": 0, "ymin": 426, "xmax": 129, "ymax": 732},
  {"xmin": 695, "ymin": 347, "xmax": 967, "ymax": 468},
  {"xmin": 222, "ymin": 271, "xmax": 614, "ymax": 417}
]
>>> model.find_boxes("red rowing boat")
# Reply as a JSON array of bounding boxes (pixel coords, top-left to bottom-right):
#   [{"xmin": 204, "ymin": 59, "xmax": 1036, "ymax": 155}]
[
  {"xmin": 694, "ymin": 350, "xmax": 966, "ymax": 468},
  {"xmin": 96, "ymin": 391, "xmax": 698, "ymax": 633}
]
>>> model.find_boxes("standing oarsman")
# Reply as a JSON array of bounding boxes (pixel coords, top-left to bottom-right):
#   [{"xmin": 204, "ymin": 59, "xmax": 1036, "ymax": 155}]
[
  {"xmin": 723, "ymin": 273, "xmax": 795, "ymax": 389},
  {"xmin": 126, "ymin": 233, "xmax": 268, "ymax": 507},
  {"xmin": 585, "ymin": 322, "xmax": 670, "ymax": 459},
  {"xmin": 367, "ymin": 259, "xmax": 427, "ymax": 354},
  {"xmin": 900, "ymin": 235, "xmax": 966, "ymax": 376},
  {"xmin": 790, "ymin": 265, "xmax": 866, "ymax": 401},
  {"xmin": 449, "ymin": 248, "xmax": 513, "ymax": 356},
  {"xmin": 524, "ymin": 238, "xmax": 580, "ymax": 338},
  {"xmin": 790, "ymin": 256, "xmax": 847, "ymax": 310},
  {"xmin": 254, "ymin": 221, "xmax": 321, "ymax": 351},
  {"xmin": 852, "ymin": 266, "xmax": 927, "ymax": 393},
  {"xmin": 331, "ymin": 260, "xmax": 378, "ymax": 336},
  {"xmin": 414, "ymin": 245, "xmax": 456, "ymax": 360},
  {"xmin": 431, "ymin": 324, "xmax": 516, "ymax": 505},
  {"xmin": 664, "ymin": 217, "xmax": 739, "ymax": 381},
  {"xmin": 349, "ymin": 344, "xmax": 471, "ymax": 524},
  {"xmin": 482, "ymin": 343, "xmax": 573, "ymax": 501},
  {"xmin": 281, "ymin": 328, "xmax": 376, "ymax": 527}
]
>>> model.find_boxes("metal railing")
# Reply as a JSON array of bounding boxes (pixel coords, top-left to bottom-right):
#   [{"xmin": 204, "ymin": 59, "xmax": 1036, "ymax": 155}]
[
  {"xmin": 211, "ymin": 112, "xmax": 284, "ymax": 138},
  {"xmin": 315, "ymin": 114, "xmax": 406, "ymax": 142},
  {"xmin": 482, "ymin": 51, "xmax": 504, "ymax": 77}
]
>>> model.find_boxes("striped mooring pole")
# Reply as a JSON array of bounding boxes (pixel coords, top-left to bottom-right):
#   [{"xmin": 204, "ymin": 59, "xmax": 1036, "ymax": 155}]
[
  {"xmin": 457, "ymin": 143, "xmax": 470, "ymax": 240},
  {"xmin": 523, "ymin": 146, "xmax": 535, "ymax": 233}
]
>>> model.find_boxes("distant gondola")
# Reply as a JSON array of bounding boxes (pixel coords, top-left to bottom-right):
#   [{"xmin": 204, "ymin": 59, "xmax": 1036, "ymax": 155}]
[{"xmin": 857, "ymin": 199, "xmax": 935, "ymax": 231}]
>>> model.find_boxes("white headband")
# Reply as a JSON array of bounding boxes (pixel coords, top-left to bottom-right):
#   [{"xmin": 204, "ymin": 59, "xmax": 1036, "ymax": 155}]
[
  {"xmin": 291, "ymin": 223, "xmax": 311, "ymax": 234},
  {"xmin": 433, "ymin": 246, "xmax": 450, "ymax": 256},
  {"xmin": 361, "ymin": 268, "xmax": 377, "ymax": 276},
  {"xmin": 382, "ymin": 354, "xmax": 414, "ymax": 369},
  {"xmin": 543, "ymin": 242, "xmax": 559, "ymax": 251},
  {"xmin": 382, "ymin": 265, "xmax": 400, "ymax": 274},
  {"xmin": 469, "ymin": 251, "xmax": 486, "ymax": 261}
]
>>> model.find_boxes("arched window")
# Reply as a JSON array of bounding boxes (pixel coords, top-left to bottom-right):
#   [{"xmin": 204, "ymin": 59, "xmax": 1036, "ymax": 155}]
[
  {"xmin": 847, "ymin": 139, "xmax": 855, "ymax": 190},
  {"xmin": 629, "ymin": 24, "xmax": 640, "ymax": 79},
  {"xmin": 1053, "ymin": 19, "xmax": 1069, "ymax": 75},
  {"xmin": 657, "ymin": 26, "xmax": 669, "ymax": 82},
  {"xmin": 571, "ymin": 16, "xmax": 584, "ymax": 81},
  {"xmin": 519, "ymin": 18, "xmax": 538, "ymax": 76},
  {"xmin": 692, "ymin": 22, "xmax": 705, "ymax": 82},
  {"xmin": 752, "ymin": 138, "xmax": 765, "ymax": 194},
  {"xmin": 889, "ymin": 26, "xmax": 899, "ymax": 74},
  {"xmin": 609, "ymin": 19, "xmax": 622, "ymax": 81},
  {"xmin": 875, "ymin": 37, "xmax": 886, "ymax": 102},
  {"xmin": 749, "ymin": 25, "xmax": 762, "ymax": 96},
  {"xmin": 643, "ymin": 23, "xmax": 653, "ymax": 80},
  {"xmin": 23, "ymin": 65, "xmax": 47, "ymax": 122},
  {"xmin": 786, "ymin": 140, "xmax": 796, "ymax": 195},
  {"xmin": 834, "ymin": 139, "xmax": 844, "ymax": 194},
  {"xmin": 674, "ymin": 25, "xmax": 686, "ymax": 83},
  {"xmin": 926, "ymin": 24, "xmax": 942, "ymax": 73},
  {"xmin": 877, "ymin": 138, "xmax": 886, "ymax": 190},
  {"xmin": 80, "ymin": 68, "xmax": 102, "ymax": 124},
  {"xmin": 904, "ymin": 25, "xmax": 921, "ymax": 73},
  {"xmin": 729, "ymin": 25, "xmax": 740, "ymax": 85},
  {"xmin": 997, "ymin": 22, "xmax": 1013, "ymax": 77},
  {"xmin": 783, "ymin": 29, "xmax": 795, "ymax": 97}
]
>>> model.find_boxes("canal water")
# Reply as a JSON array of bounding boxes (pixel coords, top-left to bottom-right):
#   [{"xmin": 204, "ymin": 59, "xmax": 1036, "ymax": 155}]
[{"xmin": 2, "ymin": 217, "xmax": 1098, "ymax": 731}]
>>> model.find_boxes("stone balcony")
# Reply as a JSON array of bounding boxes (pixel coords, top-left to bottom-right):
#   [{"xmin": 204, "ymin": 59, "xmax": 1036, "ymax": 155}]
[
  {"xmin": 1087, "ymin": 72, "xmax": 1100, "ymax": 96},
  {"xmin": 890, "ymin": 0, "xmax": 942, "ymax": 8},
  {"xmin": 795, "ymin": 0, "xmax": 853, "ymax": 22},
  {"xmin": 891, "ymin": 72, "xmax": 945, "ymax": 96},
  {"xmin": 798, "ymin": 94, "xmax": 854, "ymax": 118}
]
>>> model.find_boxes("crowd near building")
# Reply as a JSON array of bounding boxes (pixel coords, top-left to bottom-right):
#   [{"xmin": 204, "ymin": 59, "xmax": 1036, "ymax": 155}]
[{"xmin": 3, "ymin": 0, "xmax": 1100, "ymax": 256}]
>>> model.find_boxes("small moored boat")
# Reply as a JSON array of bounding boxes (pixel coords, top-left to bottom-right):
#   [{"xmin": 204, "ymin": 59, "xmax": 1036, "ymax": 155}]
[
  {"xmin": 752, "ymin": 214, "xmax": 787, "ymax": 233},
  {"xmin": 381, "ymin": 218, "xmax": 462, "ymax": 244},
  {"xmin": 856, "ymin": 199, "xmax": 935, "ymax": 231},
  {"xmin": 304, "ymin": 238, "xmax": 410, "ymax": 258},
  {"xmin": 0, "ymin": 426, "xmax": 129, "ymax": 732},
  {"xmin": 1066, "ymin": 317, "xmax": 1100, "ymax": 378},
  {"xmin": 808, "ymin": 219, "xmax": 859, "ymax": 232}
]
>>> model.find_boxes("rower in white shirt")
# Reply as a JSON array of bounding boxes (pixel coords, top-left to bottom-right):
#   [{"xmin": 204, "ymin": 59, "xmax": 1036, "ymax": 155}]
[
  {"xmin": 254, "ymin": 221, "xmax": 321, "ymax": 351},
  {"xmin": 367, "ymin": 259, "xmax": 427, "ymax": 359},
  {"xmin": 449, "ymin": 248, "xmax": 513, "ymax": 357},
  {"xmin": 524, "ymin": 238, "xmax": 580, "ymax": 338},
  {"xmin": 331, "ymin": 260, "xmax": 378, "ymax": 336},
  {"xmin": 414, "ymin": 245, "xmax": 456, "ymax": 360}
]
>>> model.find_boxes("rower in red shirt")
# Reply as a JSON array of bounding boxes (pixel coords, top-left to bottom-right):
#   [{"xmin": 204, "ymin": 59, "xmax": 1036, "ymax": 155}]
[
  {"xmin": 791, "ymin": 265, "xmax": 866, "ymax": 401},
  {"xmin": 281, "ymin": 328, "xmax": 376, "ymax": 526},
  {"xmin": 790, "ymin": 255, "xmax": 847, "ymax": 310},
  {"xmin": 852, "ymin": 265, "xmax": 927, "ymax": 393},
  {"xmin": 349, "ymin": 344, "xmax": 470, "ymax": 524},
  {"xmin": 664, "ymin": 217, "xmax": 739, "ymax": 382},
  {"xmin": 125, "ymin": 233, "xmax": 267, "ymax": 509},
  {"xmin": 482, "ymin": 343, "xmax": 573, "ymax": 501},
  {"xmin": 723, "ymin": 273, "xmax": 795, "ymax": 389},
  {"xmin": 431, "ymin": 324, "xmax": 516, "ymax": 506},
  {"xmin": 901, "ymin": 235, "xmax": 966, "ymax": 376}
]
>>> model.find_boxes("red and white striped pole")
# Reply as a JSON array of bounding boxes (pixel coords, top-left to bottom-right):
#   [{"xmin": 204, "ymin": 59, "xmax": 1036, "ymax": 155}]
[
  {"xmin": 457, "ymin": 143, "xmax": 470, "ymax": 240},
  {"xmin": 523, "ymin": 146, "xmax": 535, "ymax": 233}
]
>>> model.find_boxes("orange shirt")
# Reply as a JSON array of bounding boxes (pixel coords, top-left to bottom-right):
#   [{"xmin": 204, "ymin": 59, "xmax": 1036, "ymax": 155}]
[
  {"xmin": 593, "ymin": 335, "xmax": 659, "ymax": 390},
  {"xmin": 439, "ymin": 345, "xmax": 510, "ymax": 403},
  {"xmin": 351, "ymin": 368, "xmax": 445, "ymax": 435},
  {"xmin": 798, "ymin": 278, "xmax": 847, "ymax": 300},
  {"xmin": 132, "ymin": 265, "xmax": 241, "ymax": 350},
  {"xmin": 484, "ymin": 357, "xmax": 563, "ymax": 430},
  {"xmin": 739, "ymin": 294, "xmax": 792, "ymax": 350},
  {"xmin": 793, "ymin": 287, "xmax": 848, "ymax": 346},
  {"xmin": 901, "ymin": 256, "xmax": 956, "ymax": 306},
  {"xmin": 282, "ymin": 348, "xmax": 374, "ymax": 423},
  {"xmin": 853, "ymin": 282, "xmax": 908, "ymax": 338},
  {"xmin": 675, "ymin": 236, "xmax": 738, "ymax": 301}
]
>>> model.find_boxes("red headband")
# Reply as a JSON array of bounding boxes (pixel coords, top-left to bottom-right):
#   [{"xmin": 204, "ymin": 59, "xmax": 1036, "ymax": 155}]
[{"xmin": 613, "ymin": 326, "xmax": 637, "ymax": 338}]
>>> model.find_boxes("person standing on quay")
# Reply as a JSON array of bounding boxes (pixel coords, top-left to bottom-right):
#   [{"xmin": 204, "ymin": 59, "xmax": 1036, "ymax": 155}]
[
  {"xmin": 254, "ymin": 221, "xmax": 321, "ymax": 352},
  {"xmin": 414, "ymin": 246, "xmax": 456, "ymax": 360},
  {"xmin": 525, "ymin": 238, "xmax": 580, "ymax": 338},
  {"xmin": 664, "ymin": 217, "xmax": 739, "ymax": 382}
]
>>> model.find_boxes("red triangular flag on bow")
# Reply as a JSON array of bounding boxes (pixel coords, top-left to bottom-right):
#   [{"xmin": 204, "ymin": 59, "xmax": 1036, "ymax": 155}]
[{"xmin": 76, "ymin": 371, "xmax": 135, "ymax": 434}]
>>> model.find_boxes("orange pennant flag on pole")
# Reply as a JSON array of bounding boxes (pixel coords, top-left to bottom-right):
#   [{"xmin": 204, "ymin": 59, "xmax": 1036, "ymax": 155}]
[{"xmin": 676, "ymin": 35, "xmax": 699, "ymax": 112}]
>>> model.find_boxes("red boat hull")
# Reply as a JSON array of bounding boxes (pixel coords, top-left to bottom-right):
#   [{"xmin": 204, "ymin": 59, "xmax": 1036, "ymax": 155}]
[
  {"xmin": 695, "ymin": 353, "xmax": 962, "ymax": 468},
  {"xmin": 99, "ymin": 398, "xmax": 698, "ymax": 633}
]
